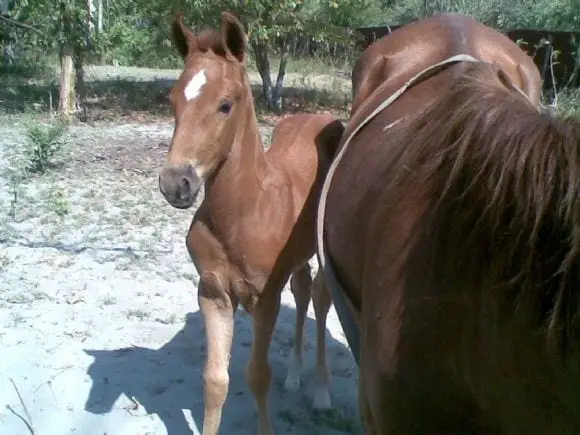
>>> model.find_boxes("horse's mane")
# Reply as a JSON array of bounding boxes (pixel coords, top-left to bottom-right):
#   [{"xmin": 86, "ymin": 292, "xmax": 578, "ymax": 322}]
[{"xmin": 393, "ymin": 62, "xmax": 580, "ymax": 352}]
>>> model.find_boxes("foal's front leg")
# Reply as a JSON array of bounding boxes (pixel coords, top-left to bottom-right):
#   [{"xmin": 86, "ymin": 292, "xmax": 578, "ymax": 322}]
[
  {"xmin": 198, "ymin": 275, "xmax": 237, "ymax": 435},
  {"xmin": 246, "ymin": 287, "xmax": 281, "ymax": 435}
]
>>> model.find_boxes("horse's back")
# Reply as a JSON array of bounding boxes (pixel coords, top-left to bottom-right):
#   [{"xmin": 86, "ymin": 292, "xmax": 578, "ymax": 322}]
[{"xmin": 351, "ymin": 12, "xmax": 542, "ymax": 116}]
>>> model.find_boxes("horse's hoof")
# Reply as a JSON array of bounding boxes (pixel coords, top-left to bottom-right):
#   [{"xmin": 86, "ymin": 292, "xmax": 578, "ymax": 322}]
[
  {"xmin": 313, "ymin": 388, "xmax": 332, "ymax": 410},
  {"xmin": 283, "ymin": 376, "xmax": 301, "ymax": 392}
]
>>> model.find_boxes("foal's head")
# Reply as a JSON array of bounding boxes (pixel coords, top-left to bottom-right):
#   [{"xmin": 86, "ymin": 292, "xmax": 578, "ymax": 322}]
[{"xmin": 158, "ymin": 12, "xmax": 249, "ymax": 209}]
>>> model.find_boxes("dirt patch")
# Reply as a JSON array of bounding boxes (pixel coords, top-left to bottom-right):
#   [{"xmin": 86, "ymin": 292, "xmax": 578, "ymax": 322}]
[{"xmin": 0, "ymin": 115, "xmax": 359, "ymax": 435}]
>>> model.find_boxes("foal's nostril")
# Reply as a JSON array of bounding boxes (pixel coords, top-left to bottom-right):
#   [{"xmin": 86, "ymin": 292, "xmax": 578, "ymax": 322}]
[{"xmin": 179, "ymin": 176, "xmax": 191, "ymax": 201}]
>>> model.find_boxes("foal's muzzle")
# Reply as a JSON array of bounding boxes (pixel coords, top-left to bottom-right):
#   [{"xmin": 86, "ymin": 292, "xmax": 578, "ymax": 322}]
[{"xmin": 158, "ymin": 164, "xmax": 202, "ymax": 209}]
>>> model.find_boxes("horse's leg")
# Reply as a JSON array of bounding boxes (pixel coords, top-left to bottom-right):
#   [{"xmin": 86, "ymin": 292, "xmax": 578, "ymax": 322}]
[
  {"xmin": 311, "ymin": 269, "xmax": 332, "ymax": 410},
  {"xmin": 246, "ymin": 286, "xmax": 282, "ymax": 435},
  {"xmin": 284, "ymin": 263, "xmax": 312, "ymax": 392},
  {"xmin": 198, "ymin": 277, "xmax": 237, "ymax": 435}
]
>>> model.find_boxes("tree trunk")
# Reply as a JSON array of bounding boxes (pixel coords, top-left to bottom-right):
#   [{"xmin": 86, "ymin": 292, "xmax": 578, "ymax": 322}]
[
  {"xmin": 252, "ymin": 38, "xmax": 290, "ymax": 113},
  {"xmin": 97, "ymin": 0, "xmax": 103, "ymax": 32},
  {"xmin": 565, "ymin": 43, "xmax": 580, "ymax": 88},
  {"xmin": 252, "ymin": 41, "xmax": 276, "ymax": 112},
  {"xmin": 0, "ymin": 0, "xmax": 13, "ymax": 64},
  {"xmin": 272, "ymin": 36, "xmax": 289, "ymax": 113},
  {"xmin": 87, "ymin": 0, "xmax": 95, "ymax": 35},
  {"xmin": 58, "ymin": 43, "xmax": 76, "ymax": 117},
  {"xmin": 96, "ymin": 0, "xmax": 106, "ymax": 64},
  {"xmin": 74, "ymin": 47, "xmax": 88, "ymax": 121}
]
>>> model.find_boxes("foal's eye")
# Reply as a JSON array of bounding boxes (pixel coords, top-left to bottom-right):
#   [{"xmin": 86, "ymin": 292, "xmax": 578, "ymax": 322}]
[{"xmin": 218, "ymin": 100, "xmax": 233, "ymax": 114}]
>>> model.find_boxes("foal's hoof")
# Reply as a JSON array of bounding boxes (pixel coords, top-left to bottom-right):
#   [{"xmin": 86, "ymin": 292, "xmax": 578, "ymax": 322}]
[
  {"xmin": 313, "ymin": 388, "xmax": 332, "ymax": 410},
  {"xmin": 283, "ymin": 375, "xmax": 301, "ymax": 392}
]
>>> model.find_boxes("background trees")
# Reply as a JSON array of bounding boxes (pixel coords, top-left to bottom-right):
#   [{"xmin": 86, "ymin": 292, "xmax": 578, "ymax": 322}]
[{"xmin": 1, "ymin": 0, "xmax": 578, "ymax": 116}]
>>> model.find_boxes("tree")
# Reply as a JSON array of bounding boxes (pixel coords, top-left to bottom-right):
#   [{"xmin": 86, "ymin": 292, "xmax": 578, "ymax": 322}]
[{"xmin": 6, "ymin": 0, "xmax": 92, "ymax": 118}]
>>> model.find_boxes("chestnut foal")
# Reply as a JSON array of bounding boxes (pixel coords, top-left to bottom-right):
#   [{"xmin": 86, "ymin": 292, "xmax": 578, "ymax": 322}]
[{"xmin": 158, "ymin": 12, "xmax": 344, "ymax": 435}]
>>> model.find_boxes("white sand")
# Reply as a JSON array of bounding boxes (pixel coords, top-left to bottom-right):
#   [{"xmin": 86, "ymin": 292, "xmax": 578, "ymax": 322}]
[{"xmin": 0, "ymin": 118, "xmax": 360, "ymax": 435}]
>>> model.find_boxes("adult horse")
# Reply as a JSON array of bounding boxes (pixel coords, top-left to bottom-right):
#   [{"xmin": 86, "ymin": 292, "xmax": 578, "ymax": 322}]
[
  {"xmin": 315, "ymin": 12, "xmax": 580, "ymax": 434},
  {"xmin": 158, "ymin": 12, "xmax": 344, "ymax": 435}
]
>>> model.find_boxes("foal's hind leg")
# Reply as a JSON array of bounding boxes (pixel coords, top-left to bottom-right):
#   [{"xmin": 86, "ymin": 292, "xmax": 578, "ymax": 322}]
[
  {"xmin": 284, "ymin": 263, "xmax": 312, "ymax": 392},
  {"xmin": 246, "ymin": 286, "xmax": 282, "ymax": 435},
  {"xmin": 311, "ymin": 269, "xmax": 332, "ymax": 410}
]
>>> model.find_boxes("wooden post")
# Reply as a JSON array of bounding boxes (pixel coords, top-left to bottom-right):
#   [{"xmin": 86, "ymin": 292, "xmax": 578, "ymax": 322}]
[{"xmin": 58, "ymin": 42, "xmax": 76, "ymax": 117}]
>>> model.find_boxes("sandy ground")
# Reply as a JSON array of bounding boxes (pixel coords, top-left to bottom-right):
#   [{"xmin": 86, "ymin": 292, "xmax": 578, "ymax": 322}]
[{"xmin": 0, "ymin": 108, "xmax": 360, "ymax": 435}]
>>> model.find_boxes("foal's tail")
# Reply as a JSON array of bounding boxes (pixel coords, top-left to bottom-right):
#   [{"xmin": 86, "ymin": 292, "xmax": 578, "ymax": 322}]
[
  {"xmin": 318, "ymin": 117, "xmax": 345, "ymax": 164},
  {"xmin": 399, "ymin": 61, "xmax": 580, "ymax": 349}
]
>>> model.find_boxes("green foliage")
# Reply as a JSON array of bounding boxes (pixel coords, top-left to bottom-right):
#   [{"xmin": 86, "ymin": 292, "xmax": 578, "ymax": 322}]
[
  {"xmin": 46, "ymin": 187, "xmax": 71, "ymax": 217},
  {"xmin": 0, "ymin": 57, "xmax": 53, "ymax": 79},
  {"xmin": 8, "ymin": 0, "xmax": 90, "ymax": 51},
  {"xmin": 500, "ymin": 0, "xmax": 580, "ymax": 30},
  {"xmin": 385, "ymin": 0, "xmax": 580, "ymax": 30},
  {"xmin": 6, "ymin": 0, "xmax": 580, "ymax": 70},
  {"xmin": 4, "ymin": 0, "xmax": 579, "ymax": 115},
  {"xmin": 554, "ymin": 88, "xmax": 580, "ymax": 118},
  {"xmin": 316, "ymin": 0, "xmax": 385, "ymax": 27},
  {"xmin": 23, "ymin": 119, "xmax": 69, "ymax": 174}
]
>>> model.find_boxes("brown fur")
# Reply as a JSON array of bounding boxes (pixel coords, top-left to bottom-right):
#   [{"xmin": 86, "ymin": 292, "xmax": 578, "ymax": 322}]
[
  {"xmin": 159, "ymin": 12, "xmax": 343, "ymax": 435},
  {"xmin": 405, "ymin": 63, "xmax": 580, "ymax": 354},
  {"xmin": 320, "ymin": 12, "xmax": 580, "ymax": 435},
  {"xmin": 349, "ymin": 12, "xmax": 542, "ymax": 121}
]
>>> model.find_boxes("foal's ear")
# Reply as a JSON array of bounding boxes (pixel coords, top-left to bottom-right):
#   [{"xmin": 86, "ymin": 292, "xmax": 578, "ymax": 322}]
[
  {"xmin": 172, "ymin": 13, "xmax": 197, "ymax": 59},
  {"xmin": 221, "ymin": 11, "xmax": 247, "ymax": 63}
]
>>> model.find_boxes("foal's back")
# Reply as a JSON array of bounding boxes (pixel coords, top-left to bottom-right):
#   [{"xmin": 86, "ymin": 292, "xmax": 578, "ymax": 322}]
[{"xmin": 264, "ymin": 113, "xmax": 344, "ymax": 264}]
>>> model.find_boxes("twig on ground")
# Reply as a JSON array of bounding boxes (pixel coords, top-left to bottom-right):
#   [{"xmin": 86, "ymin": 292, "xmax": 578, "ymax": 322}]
[{"xmin": 6, "ymin": 378, "xmax": 35, "ymax": 435}]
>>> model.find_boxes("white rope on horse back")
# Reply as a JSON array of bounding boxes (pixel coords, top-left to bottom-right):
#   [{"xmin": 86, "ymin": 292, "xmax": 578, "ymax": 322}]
[
  {"xmin": 317, "ymin": 54, "xmax": 480, "ymax": 278},
  {"xmin": 316, "ymin": 54, "xmax": 534, "ymax": 365},
  {"xmin": 314, "ymin": 54, "xmax": 482, "ymax": 360},
  {"xmin": 315, "ymin": 53, "xmax": 535, "ymax": 360}
]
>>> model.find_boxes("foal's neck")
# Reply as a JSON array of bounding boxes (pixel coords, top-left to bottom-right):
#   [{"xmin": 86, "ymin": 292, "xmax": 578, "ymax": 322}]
[{"xmin": 219, "ymin": 78, "xmax": 268, "ymax": 185}]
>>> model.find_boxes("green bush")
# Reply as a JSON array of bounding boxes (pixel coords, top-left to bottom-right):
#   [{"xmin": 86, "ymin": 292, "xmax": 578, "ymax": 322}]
[{"xmin": 23, "ymin": 119, "xmax": 69, "ymax": 174}]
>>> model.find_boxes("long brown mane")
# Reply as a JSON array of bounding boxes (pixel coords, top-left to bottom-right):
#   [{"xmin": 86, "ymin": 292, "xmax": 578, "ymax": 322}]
[{"xmin": 389, "ymin": 62, "xmax": 580, "ymax": 355}]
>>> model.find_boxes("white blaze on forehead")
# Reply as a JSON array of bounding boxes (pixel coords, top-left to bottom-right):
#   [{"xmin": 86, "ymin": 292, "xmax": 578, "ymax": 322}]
[{"xmin": 184, "ymin": 70, "xmax": 207, "ymax": 101}]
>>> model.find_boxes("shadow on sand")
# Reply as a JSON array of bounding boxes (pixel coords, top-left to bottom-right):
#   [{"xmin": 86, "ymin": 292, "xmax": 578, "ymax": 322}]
[{"xmin": 83, "ymin": 304, "xmax": 360, "ymax": 434}]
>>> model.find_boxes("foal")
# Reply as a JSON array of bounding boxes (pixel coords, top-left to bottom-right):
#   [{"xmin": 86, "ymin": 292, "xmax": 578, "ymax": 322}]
[{"xmin": 158, "ymin": 12, "xmax": 344, "ymax": 435}]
